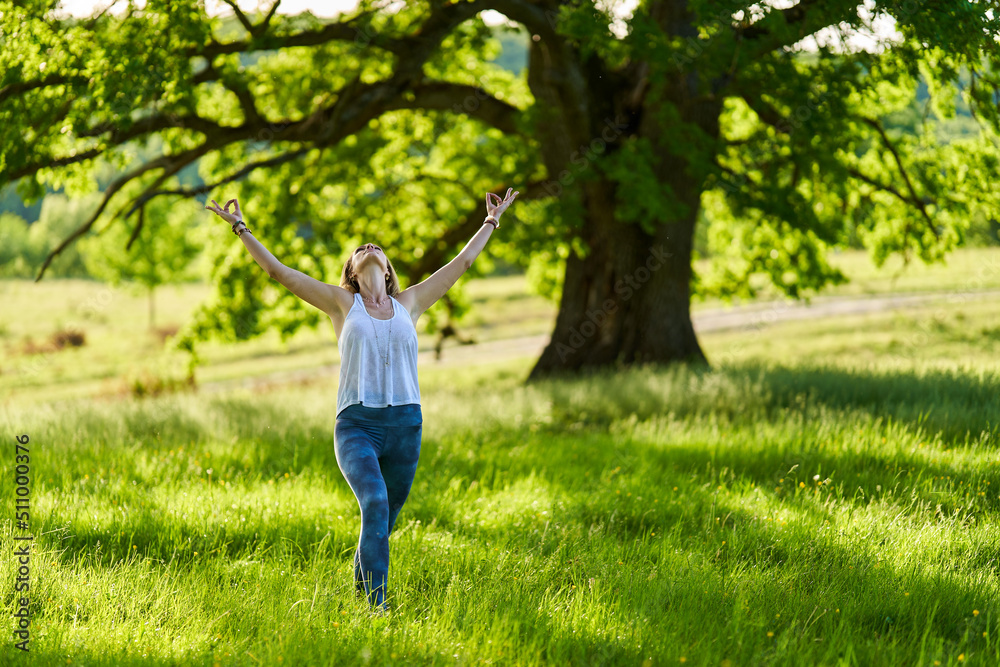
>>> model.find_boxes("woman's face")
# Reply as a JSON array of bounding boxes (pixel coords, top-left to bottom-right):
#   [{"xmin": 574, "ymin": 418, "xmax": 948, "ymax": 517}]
[{"xmin": 354, "ymin": 243, "xmax": 387, "ymax": 271}]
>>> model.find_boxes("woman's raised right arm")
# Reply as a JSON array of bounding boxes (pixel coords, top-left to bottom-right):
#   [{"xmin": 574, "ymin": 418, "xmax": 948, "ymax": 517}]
[{"xmin": 205, "ymin": 198, "xmax": 349, "ymax": 317}]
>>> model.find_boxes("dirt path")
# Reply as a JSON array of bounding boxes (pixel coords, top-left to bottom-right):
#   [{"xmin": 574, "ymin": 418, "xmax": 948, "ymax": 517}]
[
  {"xmin": 197, "ymin": 288, "xmax": 1000, "ymax": 394},
  {"xmin": 692, "ymin": 288, "xmax": 1000, "ymax": 333}
]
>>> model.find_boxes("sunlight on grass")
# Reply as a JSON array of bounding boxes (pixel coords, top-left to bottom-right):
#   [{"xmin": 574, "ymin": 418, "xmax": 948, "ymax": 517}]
[
  {"xmin": 3, "ymin": 252, "xmax": 1000, "ymax": 665},
  {"xmin": 3, "ymin": 351, "xmax": 999, "ymax": 664}
]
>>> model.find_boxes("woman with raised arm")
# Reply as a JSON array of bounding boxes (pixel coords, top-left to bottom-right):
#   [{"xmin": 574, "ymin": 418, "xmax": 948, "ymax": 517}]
[{"xmin": 205, "ymin": 189, "xmax": 519, "ymax": 614}]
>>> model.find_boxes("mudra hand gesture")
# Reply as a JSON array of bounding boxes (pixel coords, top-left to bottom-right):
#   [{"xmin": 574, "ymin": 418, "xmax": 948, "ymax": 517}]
[
  {"xmin": 486, "ymin": 188, "xmax": 519, "ymax": 227},
  {"xmin": 206, "ymin": 197, "xmax": 244, "ymax": 223},
  {"xmin": 205, "ymin": 197, "xmax": 250, "ymax": 236}
]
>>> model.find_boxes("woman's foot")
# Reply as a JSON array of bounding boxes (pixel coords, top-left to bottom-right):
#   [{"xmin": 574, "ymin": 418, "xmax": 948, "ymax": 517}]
[{"xmin": 372, "ymin": 602, "xmax": 391, "ymax": 616}]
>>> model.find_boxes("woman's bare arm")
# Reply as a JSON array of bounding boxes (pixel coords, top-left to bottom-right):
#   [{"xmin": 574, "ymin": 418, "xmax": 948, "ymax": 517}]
[
  {"xmin": 205, "ymin": 198, "xmax": 347, "ymax": 316},
  {"xmin": 398, "ymin": 188, "xmax": 518, "ymax": 318},
  {"xmin": 239, "ymin": 225, "xmax": 284, "ymax": 277}
]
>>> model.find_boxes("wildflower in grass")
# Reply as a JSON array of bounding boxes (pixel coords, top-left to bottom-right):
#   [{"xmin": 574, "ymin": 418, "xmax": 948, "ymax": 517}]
[
  {"xmin": 974, "ymin": 610, "xmax": 980, "ymax": 616},
  {"xmin": 767, "ymin": 631, "xmax": 774, "ymax": 637}
]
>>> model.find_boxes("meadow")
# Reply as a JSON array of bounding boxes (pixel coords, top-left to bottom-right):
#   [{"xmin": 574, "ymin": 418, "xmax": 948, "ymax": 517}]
[
  {"xmin": 4, "ymin": 247, "xmax": 1000, "ymax": 405},
  {"xmin": 1, "ymin": 248, "xmax": 999, "ymax": 665}
]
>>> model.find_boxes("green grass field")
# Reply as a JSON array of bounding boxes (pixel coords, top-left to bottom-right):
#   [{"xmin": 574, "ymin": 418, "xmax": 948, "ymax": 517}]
[
  {"xmin": 1, "ymin": 248, "xmax": 999, "ymax": 665},
  {"xmin": 693, "ymin": 246, "xmax": 1000, "ymax": 305}
]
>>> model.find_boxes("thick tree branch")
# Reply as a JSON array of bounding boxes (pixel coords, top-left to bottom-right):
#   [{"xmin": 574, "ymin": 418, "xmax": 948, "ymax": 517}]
[
  {"xmin": 736, "ymin": 0, "xmax": 858, "ymax": 57},
  {"xmin": 478, "ymin": 0, "xmax": 561, "ymax": 42},
  {"xmin": 121, "ymin": 147, "xmax": 312, "ymax": 217},
  {"xmin": 392, "ymin": 82, "xmax": 524, "ymax": 134},
  {"xmin": 9, "ymin": 114, "xmax": 233, "ymax": 181}
]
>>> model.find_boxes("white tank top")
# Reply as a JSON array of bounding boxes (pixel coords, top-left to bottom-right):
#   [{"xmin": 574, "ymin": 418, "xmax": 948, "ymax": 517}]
[{"xmin": 336, "ymin": 292, "xmax": 421, "ymax": 418}]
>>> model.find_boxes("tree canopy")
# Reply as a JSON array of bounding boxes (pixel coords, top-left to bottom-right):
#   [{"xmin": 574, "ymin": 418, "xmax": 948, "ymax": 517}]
[{"xmin": 4, "ymin": 0, "xmax": 1000, "ymax": 377}]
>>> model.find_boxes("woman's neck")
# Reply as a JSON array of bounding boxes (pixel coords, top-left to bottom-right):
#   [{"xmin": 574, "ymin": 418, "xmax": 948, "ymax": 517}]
[{"xmin": 356, "ymin": 268, "xmax": 388, "ymax": 304}]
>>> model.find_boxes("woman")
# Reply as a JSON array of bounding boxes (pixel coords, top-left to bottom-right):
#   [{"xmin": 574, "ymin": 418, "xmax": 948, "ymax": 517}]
[{"xmin": 205, "ymin": 188, "xmax": 519, "ymax": 613}]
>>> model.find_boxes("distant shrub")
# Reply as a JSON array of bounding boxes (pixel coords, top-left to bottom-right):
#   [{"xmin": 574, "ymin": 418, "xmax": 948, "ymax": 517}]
[
  {"xmin": 121, "ymin": 370, "xmax": 196, "ymax": 399},
  {"xmin": 19, "ymin": 328, "xmax": 86, "ymax": 355},
  {"xmin": 50, "ymin": 328, "xmax": 86, "ymax": 349}
]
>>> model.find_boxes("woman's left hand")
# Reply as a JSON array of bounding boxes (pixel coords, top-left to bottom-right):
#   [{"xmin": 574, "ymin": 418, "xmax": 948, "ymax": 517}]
[{"xmin": 486, "ymin": 187, "xmax": 519, "ymax": 221}]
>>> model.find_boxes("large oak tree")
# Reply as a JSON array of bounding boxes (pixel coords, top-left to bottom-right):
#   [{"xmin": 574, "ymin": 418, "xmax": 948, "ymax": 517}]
[{"xmin": 5, "ymin": 0, "xmax": 999, "ymax": 380}]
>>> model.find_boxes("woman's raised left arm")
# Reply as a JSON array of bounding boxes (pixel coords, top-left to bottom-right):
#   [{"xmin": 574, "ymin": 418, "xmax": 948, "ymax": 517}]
[{"xmin": 398, "ymin": 188, "xmax": 518, "ymax": 320}]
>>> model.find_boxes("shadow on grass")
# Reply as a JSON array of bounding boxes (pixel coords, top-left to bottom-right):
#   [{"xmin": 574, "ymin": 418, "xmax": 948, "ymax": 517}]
[
  {"xmin": 411, "ymin": 451, "xmax": 992, "ymax": 655},
  {"xmin": 522, "ymin": 361, "xmax": 1000, "ymax": 447},
  {"xmin": 401, "ymin": 416, "xmax": 995, "ymax": 653}
]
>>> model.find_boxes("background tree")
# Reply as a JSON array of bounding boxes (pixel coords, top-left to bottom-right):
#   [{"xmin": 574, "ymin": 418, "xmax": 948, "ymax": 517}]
[
  {"xmin": 78, "ymin": 193, "xmax": 200, "ymax": 331},
  {"xmin": 0, "ymin": 193, "xmax": 100, "ymax": 278},
  {"xmin": 5, "ymin": 0, "xmax": 1000, "ymax": 380}
]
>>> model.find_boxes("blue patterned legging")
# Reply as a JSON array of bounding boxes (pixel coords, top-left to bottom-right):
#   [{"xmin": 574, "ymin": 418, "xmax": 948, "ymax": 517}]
[{"xmin": 334, "ymin": 402, "xmax": 422, "ymax": 607}]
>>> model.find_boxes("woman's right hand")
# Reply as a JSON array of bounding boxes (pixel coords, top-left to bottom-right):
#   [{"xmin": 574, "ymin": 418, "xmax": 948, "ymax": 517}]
[
  {"xmin": 206, "ymin": 198, "xmax": 244, "ymax": 227},
  {"xmin": 486, "ymin": 188, "xmax": 518, "ymax": 221}
]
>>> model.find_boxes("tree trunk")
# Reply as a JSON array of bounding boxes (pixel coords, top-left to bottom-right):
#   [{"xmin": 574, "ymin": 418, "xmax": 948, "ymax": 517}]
[
  {"xmin": 527, "ymin": 177, "xmax": 707, "ymax": 381},
  {"xmin": 525, "ymin": 23, "xmax": 718, "ymax": 381}
]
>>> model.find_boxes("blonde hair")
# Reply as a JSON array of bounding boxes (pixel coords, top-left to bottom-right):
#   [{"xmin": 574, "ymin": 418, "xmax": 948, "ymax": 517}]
[{"xmin": 340, "ymin": 244, "xmax": 402, "ymax": 296}]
